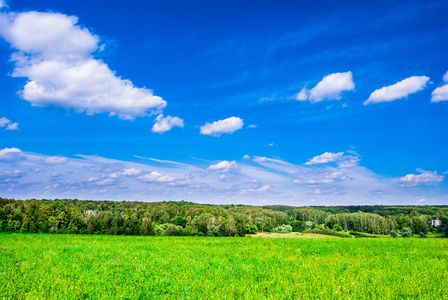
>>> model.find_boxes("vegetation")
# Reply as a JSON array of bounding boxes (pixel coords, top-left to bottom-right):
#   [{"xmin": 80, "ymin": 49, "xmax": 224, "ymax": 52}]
[
  {"xmin": 1, "ymin": 197, "xmax": 448, "ymax": 237},
  {"xmin": 1, "ymin": 233, "xmax": 447, "ymax": 299}
]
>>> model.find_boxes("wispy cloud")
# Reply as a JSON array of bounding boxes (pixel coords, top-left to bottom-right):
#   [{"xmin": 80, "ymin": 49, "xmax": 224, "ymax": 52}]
[
  {"xmin": 0, "ymin": 117, "xmax": 19, "ymax": 130},
  {"xmin": 42, "ymin": 156, "xmax": 68, "ymax": 165},
  {"xmin": 0, "ymin": 149, "xmax": 446, "ymax": 205}
]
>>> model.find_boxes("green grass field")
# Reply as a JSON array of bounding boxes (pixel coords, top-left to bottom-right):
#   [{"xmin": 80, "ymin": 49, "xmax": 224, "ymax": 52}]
[{"xmin": 1, "ymin": 233, "xmax": 447, "ymax": 299}]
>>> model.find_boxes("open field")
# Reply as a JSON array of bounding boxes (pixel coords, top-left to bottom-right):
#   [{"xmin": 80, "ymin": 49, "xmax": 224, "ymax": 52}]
[{"xmin": 1, "ymin": 233, "xmax": 448, "ymax": 299}]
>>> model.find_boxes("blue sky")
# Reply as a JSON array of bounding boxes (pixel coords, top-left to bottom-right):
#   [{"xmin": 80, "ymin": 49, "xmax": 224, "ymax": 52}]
[{"xmin": 0, "ymin": 0, "xmax": 447, "ymax": 205}]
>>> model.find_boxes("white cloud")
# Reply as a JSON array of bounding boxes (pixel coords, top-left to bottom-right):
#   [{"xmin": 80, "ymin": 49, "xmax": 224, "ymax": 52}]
[
  {"xmin": 0, "ymin": 149, "xmax": 447, "ymax": 205},
  {"xmin": 432, "ymin": 85, "xmax": 448, "ymax": 102},
  {"xmin": 400, "ymin": 170, "xmax": 444, "ymax": 187},
  {"xmin": 138, "ymin": 171, "xmax": 176, "ymax": 183},
  {"xmin": 242, "ymin": 184, "xmax": 271, "ymax": 193},
  {"xmin": 152, "ymin": 114, "xmax": 184, "ymax": 133},
  {"xmin": 295, "ymin": 87, "xmax": 309, "ymax": 101},
  {"xmin": 200, "ymin": 117, "xmax": 243, "ymax": 137},
  {"xmin": 207, "ymin": 160, "xmax": 239, "ymax": 173},
  {"xmin": 312, "ymin": 187, "xmax": 341, "ymax": 195},
  {"xmin": 94, "ymin": 178, "xmax": 116, "ymax": 186},
  {"xmin": 294, "ymin": 171, "xmax": 349, "ymax": 184},
  {"xmin": 253, "ymin": 156, "xmax": 268, "ymax": 162},
  {"xmin": 364, "ymin": 76, "xmax": 430, "ymax": 105},
  {"xmin": 266, "ymin": 143, "xmax": 274, "ymax": 147},
  {"xmin": 0, "ymin": 147, "xmax": 25, "ymax": 161},
  {"xmin": 0, "ymin": 117, "xmax": 9, "ymax": 127},
  {"xmin": 431, "ymin": 71, "xmax": 448, "ymax": 102},
  {"xmin": 243, "ymin": 155, "xmax": 251, "ymax": 159},
  {"xmin": 0, "ymin": 170, "xmax": 24, "ymax": 179},
  {"xmin": 0, "ymin": 117, "xmax": 19, "ymax": 130},
  {"xmin": 0, "ymin": 11, "xmax": 166, "ymax": 120},
  {"xmin": 257, "ymin": 185, "xmax": 271, "ymax": 192},
  {"xmin": 121, "ymin": 168, "xmax": 142, "ymax": 176},
  {"xmin": 338, "ymin": 156, "xmax": 361, "ymax": 168},
  {"xmin": 297, "ymin": 72, "xmax": 355, "ymax": 103},
  {"xmin": 0, "ymin": 0, "xmax": 7, "ymax": 9},
  {"xmin": 43, "ymin": 156, "xmax": 68, "ymax": 165},
  {"xmin": 247, "ymin": 124, "xmax": 257, "ymax": 128},
  {"xmin": 305, "ymin": 152, "xmax": 344, "ymax": 165},
  {"xmin": 6, "ymin": 122, "xmax": 18, "ymax": 130}
]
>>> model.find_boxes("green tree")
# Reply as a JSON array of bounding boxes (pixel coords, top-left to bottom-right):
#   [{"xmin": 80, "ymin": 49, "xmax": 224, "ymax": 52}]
[{"xmin": 140, "ymin": 215, "xmax": 155, "ymax": 235}]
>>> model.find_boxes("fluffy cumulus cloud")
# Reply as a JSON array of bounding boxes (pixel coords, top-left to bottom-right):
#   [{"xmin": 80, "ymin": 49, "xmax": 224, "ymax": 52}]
[
  {"xmin": 138, "ymin": 171, "xmax": 176, "ymax": 183},
  {"xmin": 0, "ymin": 11, "xmax": 166, "ymax": 120},
  {"xmin": 305, "ymin": 152, "xmax": 344, "ymax": 165},
  {"xmin": 296, "ymin": 72, "xmax": 355, "ymax": 103},
  {"xmin": 400, "ymin": 170, "xmax": 444, "ymax": 187},
  {"xmin": 42, "ymin": 156, "xmax": 68, "ymax": 165},
  {"xmin": 152, "ymin": 114, "xmax": 184, "ymax": 133},
  {"xmin": 207, "ymin": 160, "xmax": 239, "ymax": 173},
  {"xmin": 364, "ymin": 76, "xmax": 430, "ymax": 105},
  {"xmin": 200, "ymin": 117, "xmax": 243, "ymax": 137},
  {"xmin": 0, "ymin": 147, "xmax": 25, "ymax": 161},
  {"xmin": 0, "ymin": 117, "xmax": 18, "ymax": 130},
  {"xmin": 431, "ymin": 71, "xmax": 448, "ymax": 102}
]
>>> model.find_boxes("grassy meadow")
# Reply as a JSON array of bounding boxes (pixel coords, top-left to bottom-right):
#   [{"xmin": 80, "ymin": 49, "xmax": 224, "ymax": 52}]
[{"xmin": 1, "ymin": 233, "xmax": 447, "ymax": 299}]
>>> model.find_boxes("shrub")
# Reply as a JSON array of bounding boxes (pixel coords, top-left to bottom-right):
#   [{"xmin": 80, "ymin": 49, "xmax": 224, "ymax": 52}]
[
  {"xmin": 401, "ymin": 227, "xmax": 412, "ymax": 238},
  {"xmin": 244, "ymin": 223, "xmax": 258, "ymax": 235},
  {"xmin": 350, "ymin": 231, "xmax": 378, "ymax": 238},
  {"xmin": 290, "ymin": 220, "xmax": 306, "ymax": 232},
  {"xmin": 163, "ymin": 224, "xmax": 184, "ymax": 236},
  {"xmin": 418, "ymin": 232, "xmax": 427, "ymax": 238},
  {"xmin": 273, "ymin": 225, "xmax": 292, "ymax": 233},
  {"xmin": 183, "ymin": 225, "xmax": 198, "ymax": 236},
  {"xmin": 333, "ymin": 224, "xmax": 343, "ymax": 231},
  {"xmin": 207, "ymin": 225, "xmax": 220, "ymax": 237},
  {"xmin": 305, "ymin": 228, "xmax": 351, "ymax": 238},
  {"xmin": 389, "ymin": 230, "xmax": 398, "ymax": 238}
]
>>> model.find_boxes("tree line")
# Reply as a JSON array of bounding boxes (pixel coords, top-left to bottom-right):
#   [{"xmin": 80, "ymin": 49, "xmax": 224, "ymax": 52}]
[{"xmin": 1, "ymin": 198, "xmax": 447, "ymax": 237}]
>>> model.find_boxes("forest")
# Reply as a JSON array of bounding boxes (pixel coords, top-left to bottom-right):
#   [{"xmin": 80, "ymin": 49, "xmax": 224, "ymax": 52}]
[{"xmin": 1, "ymin": 197, "xmax": 447, "ymax": 237}]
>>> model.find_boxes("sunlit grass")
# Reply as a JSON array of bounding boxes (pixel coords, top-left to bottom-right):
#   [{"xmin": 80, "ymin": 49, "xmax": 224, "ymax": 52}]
[{"xmin": 1, "ymin": 233, "xmax": 447, "ymax": 299}]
